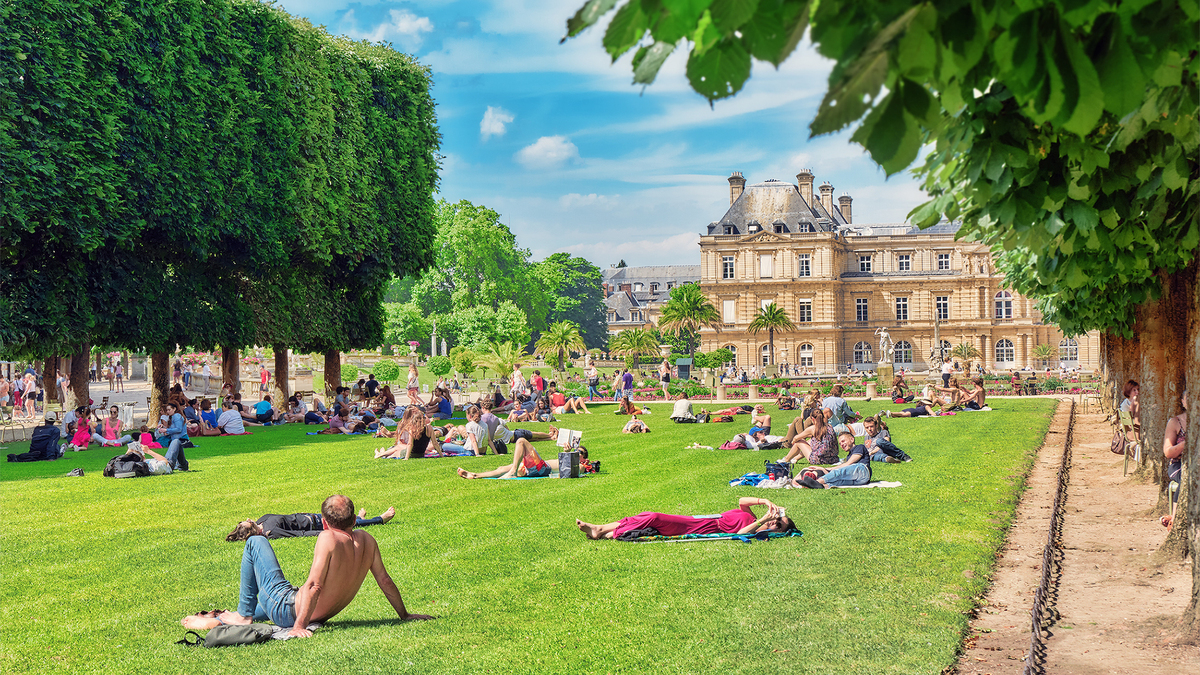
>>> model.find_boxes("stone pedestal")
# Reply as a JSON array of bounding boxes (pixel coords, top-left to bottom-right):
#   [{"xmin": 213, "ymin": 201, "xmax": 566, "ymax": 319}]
[
  {"xmin": 865, "ymin": 381, "xmax": 877, "ymax": 401},
  {"xmin": 764, "ymin": 364, "xmax": 778, "ymax": 378},
  {"xmin": 749, "ymin": 385, "xmax": 760, "ymax": 400},
  {"xmin": 876, "ymin": 363, "xmax": 894, "ymax": 389},
  {"xmin": 716, "ymin": 385, "xmax": 727, "ymax": 401}
]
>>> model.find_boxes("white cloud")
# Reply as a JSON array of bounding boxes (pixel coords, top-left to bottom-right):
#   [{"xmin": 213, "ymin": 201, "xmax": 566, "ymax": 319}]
[
  {"xmin": 480, "ymin": 106, "xmax": 515, "ymax": 141},
  {"xmin": 337, "ymin": 9, "xmax": 433, "ymax": 49},
  {"xmin": 558, "ymin": 231, "xmax": 702, "ymax": 268},
  {"xmin": 558, "ymin": 193, "xmax": 618, "ymax": 209},
  {"xmin": 514, "ymin": 136, "xmax": 579, "ymax": 169}
]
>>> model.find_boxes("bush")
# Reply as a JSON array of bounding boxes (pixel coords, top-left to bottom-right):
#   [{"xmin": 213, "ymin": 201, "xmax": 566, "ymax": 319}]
[
  {"xmin": 427, "ymin": 355, "xmax": 453, "ymax": 378},
  {"xmin": 373, "ymin": 359, "xmax": 401, "ymax": 382},
  {"xmin": 450, "ymin": 349, "xmax": 476, "ymax": 376},
  {"xmin": 341, "ymin": 363, "xmax": 361, "ymax": 383}
]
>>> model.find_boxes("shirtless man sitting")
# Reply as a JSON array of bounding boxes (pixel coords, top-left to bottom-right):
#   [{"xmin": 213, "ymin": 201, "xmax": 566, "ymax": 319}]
[{"xmin": 183, "ymin": 495, "xmax": 432, "ymax": 636}]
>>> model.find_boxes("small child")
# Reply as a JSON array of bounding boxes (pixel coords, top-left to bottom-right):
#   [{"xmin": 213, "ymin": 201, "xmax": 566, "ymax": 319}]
[
  {"xmin": 68, "ymin": 418, "xmax": 93, "ymax": 451},
  {"xmin": 139, "ymin": 425, "xmax": 163, "ymax": 449}
]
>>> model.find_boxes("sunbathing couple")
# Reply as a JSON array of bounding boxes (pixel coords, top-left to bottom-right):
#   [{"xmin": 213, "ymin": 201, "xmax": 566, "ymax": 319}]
[
  {"xmin": 183, "ymin": 495, "xmax": 431, "ymax": 637},
  {"xmin": 883, "ymin": 379, "xmax": 987, "ymax": 417},
  {"xmin": 374, "ymin": 406, "xmax": 556, "ymax": 459},
  {"xmin": 576, "ymin": 497, "xmax": 795, "ymax": 539}
]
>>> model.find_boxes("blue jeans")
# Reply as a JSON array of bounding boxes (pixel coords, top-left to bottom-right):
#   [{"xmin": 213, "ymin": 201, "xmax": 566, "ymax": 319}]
[
  {"xmin": 822, "ymin": 462, "xmax": 870, "ymax": 487},
  {"xmin": 587, "ymin": 385, "xmax": 599, "ymax": 400},
  {"xmin": 165, "ymin": 438, "xmax": 188, "ymax": 471},
  {"xmin": 439, "ymin": 443, "xmax": 473, "ymax": 456},
  {"xmin": 238, "ymin": 537, "xmax": 298, "ymax": 627}
]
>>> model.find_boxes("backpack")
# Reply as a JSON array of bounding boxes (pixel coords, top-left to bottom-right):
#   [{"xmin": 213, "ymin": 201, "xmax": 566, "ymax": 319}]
[
  {"xmin": 103, "ymin": 453, "xmax": 151, "ymax": 478},
  {"xmin": 176, "ymin": 623, "xmax": 276, "ymax": 648},
  {"xmin": 719, "ymin": 439, "xmax": 747, "ymax": 450},
  {"xmin": 765, "ymin": 460, "xmax": 792, "ymax": 478}
]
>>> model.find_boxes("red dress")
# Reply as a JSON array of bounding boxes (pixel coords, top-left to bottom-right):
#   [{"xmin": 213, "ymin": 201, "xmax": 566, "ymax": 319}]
[{"xmin": 613, "ymin": 509, "xmax": 756, "ymax": 537}]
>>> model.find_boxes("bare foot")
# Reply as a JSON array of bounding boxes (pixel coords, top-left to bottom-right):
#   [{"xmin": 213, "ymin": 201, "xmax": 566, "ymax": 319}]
[
  {"xmin": 576, "ymin": 519, "xmax": 602, "ymax": 539},
  {"xmin": 216, "ymin": 610, "xmax": 252, "ymax": 626},
  {"xmin": 456, "ymin": 467, "xmax": 473, "ymax": 479},
  {"xmin": 358, "ymin": 507, "xmax": 366, "ymax": 519},
  {"xmin": 180, "ymin": 611, "xmax": 224, "ymax": 630},
  {"xmin": 379, "ymin": 507, "xmax": 395, "ymax": 523}
]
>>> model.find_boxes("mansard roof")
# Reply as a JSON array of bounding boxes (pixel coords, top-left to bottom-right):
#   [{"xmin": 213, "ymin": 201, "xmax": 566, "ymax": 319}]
[{"xmin": 707, "ymin": 179, "xmax": 848, "ymax": 235}]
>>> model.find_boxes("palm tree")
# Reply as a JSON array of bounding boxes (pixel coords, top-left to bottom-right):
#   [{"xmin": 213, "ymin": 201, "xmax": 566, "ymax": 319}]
[
  {"xmin": 1031, "ymin": 343, "xmax": 1056, "ymax": 369},
  {"xmin": 477, "ymin": 340, "xmax": 528, "ymax": 380},
  {"xmin": 658, "ymin": 284, "xmax": 721, "ymax": 356},
  {"xmin": 608, "ymin": 328, "xmax": 659, "ymax": 370},
  {"xmin": 747, "ymin": 303, "xmax": 797, "ymax": 365},
  {"xmin": 950, "ymin": 342, "xmax": 982, "ymax": 372},
  {"xmin": 534, "ymin": 321, "xmax": 586, "ymax": 375}
]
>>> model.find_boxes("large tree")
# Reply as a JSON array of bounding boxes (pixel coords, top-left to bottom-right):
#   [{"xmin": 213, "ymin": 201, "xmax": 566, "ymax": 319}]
[
  {"xmin": 533, "ymin": 253, "xmax": 609, "ymax": 349},
  {"xmin": 566, "ymin": 0, "xmax": 1198, "ymax": 639}
]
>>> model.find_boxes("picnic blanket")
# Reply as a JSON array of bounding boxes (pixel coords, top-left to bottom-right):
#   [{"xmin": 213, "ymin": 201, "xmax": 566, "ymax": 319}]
[
  {"xmin": 305, "ymin": 431, "xmax": 366, "ymax": 435},
  {"xmin": 729, "ymin": 472, "xmax": 903, "ymax": 489},
  {"xmin": 623, "ymin": 530, "xmax": 803, "ymax": 544},
  {"xmin": 481, "ymin": 473, "xmax": 594, "ymax": 480}
]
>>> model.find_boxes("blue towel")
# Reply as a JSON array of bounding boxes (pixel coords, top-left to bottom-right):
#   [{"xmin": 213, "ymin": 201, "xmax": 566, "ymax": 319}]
[
  {"xmin": 729, "ymin": 472, "xmax": 770, "ymax": 487},
  {"xmin": 629, "ymin": 531, "xmax": 803, "ymax": 544}
]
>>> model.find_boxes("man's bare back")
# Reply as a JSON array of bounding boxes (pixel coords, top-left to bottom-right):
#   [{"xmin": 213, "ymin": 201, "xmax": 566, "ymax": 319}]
[{"xmin": 306, "ymin": 528, "xmax": 376, "ymax": 623}]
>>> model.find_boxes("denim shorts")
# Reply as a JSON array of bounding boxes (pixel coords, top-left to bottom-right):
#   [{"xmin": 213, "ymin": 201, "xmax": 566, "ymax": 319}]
[{"xmin": 525, "ymin": 463, "xmax": 551, "ymax": 478}]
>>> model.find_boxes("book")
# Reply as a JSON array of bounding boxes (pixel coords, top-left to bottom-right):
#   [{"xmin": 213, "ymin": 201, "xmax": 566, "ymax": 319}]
[{"xmin": 556, "ymin": 428, "xmax": 582, "ymax": 449}]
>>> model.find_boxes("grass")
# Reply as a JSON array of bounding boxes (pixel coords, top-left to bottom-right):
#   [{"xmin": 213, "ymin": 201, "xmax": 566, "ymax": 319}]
[{"xmin": 0, "ymin": 398, "xmax": 1056, "ymax": 674}]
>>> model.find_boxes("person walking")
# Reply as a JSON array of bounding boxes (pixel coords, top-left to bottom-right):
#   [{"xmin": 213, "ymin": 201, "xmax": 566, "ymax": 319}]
[{"xmin": 114, "ymin": 361, "xmax": 125, "ymax": 393}]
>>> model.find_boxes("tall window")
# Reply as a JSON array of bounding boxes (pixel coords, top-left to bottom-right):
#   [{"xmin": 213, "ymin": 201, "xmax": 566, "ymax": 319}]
[
  {"xmin": 936, "ymin": 295, "xmax": 949, "ymax": 321},
  {"xmin": 995, "ymin": 339, "xmax": 1015, "ymax": 363},
  {"xmin": 797, "ymin": 254, "xmax": 811, "ymax": 277},
  {"xmin": 1059, "ymin": 338, "xmax": 1079, "ymax": 362},
  {"xmin": 895, "ymin": 297, "xmax": 908, "ymax": 321},
  {"xmin": 797, "ymin": 300, "xmax": 812, "ymax": 323},
  {"xmin": 725, "ymin": 345, "xmax": 737, "ymax": 366},
  {"xmin": 630, "ymin": 310, "xmax": 642, "ymax": 322},
  {"xmin": 722, "ymin": 299, "xmax": 736, "ymax": 324},
  {"xmin": 722, "ymin": 256, "xmax": 734, "ymax": 279},
  {"xmin": 938, "ymin": 340, "xmax": 952, "ymax": 360},
  {"xmin": 759, "ymin": 254, "xmax": 774, "ymax": 278},
  {"xmin": 855, "ymin": 298, "xmax": 868, "ymax": 322},
  {"xmin": 853, "ymin": 341, "xmax": 872, "ymax": 364},
  {"xmin": 995, "ymin": 291, "xmax": 1013, "ymax": 319},
  {"xmin": 859, "ymin": 255, "xmax": 872, "ymax": 272},
  {"xmin": 723, "ymin": 225, "xmax": 735, "ymax": 235},
  {"xmin": 798, "ymin": 343, "xmax": 814, "ymax": 368},
  {"xmin": 761, "ymin": 345, "xmax": 771, "ymax": 366},
  {"xmin": 760, "ymin": 298, "xmax": 773, "ymax": 311},
  {"xmin": 898, "ymin": 254, "xmax": 911, "ymax": 271},
  {"xmin": 937, "ymin": 253, "xmax": 950, "ymax": 270},
  {"xmin": 894, "ymin": 340, "xmax": 913, "ymax": 364},
  {"xmin": 650, "ymin": 283, "xmax": 659, "ymax": 292}
]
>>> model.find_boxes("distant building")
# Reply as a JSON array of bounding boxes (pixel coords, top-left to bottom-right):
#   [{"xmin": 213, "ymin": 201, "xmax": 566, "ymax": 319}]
[
  {"xmin": 601, "ymin": 265, "xmax": 700, "ymax": 334},
  {"xmin": 696, "ymin": 170, "xmax": 1099, "ymax": 372}
]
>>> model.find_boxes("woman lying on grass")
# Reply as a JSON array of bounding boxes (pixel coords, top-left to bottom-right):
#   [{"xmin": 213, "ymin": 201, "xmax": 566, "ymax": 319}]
[
  {"xmin": 456, "ymin": 438, "xmax": 581, "ymax": 479},
  {"xmin": 225, "ymin": 507, "xmax": 396, "ymax": 541},
  {"xmin": 615, "ymin": 396, "xmax": 650, "ymax": 415},
  {"xmin": 575, "ymin": 497, "xmax": 795, "ymax": 540}
]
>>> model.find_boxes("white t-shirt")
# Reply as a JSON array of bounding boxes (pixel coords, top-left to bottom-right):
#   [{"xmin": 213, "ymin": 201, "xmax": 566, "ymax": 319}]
[
  {"xmin": 493, "ymin": 421, "xmax": 515, "ymax": 444},
  {"xmin": 941, "ymin": 362, "xmax": 953, "ymax": 375},
  {"xmin": 202, "ymin": 365, "xmax": 211, "ymax": 376},
  {"xmin": 465, "ymin": 421, "xmax": 489, "ymax": 450},
  {"xmin": 146, "ymin": 458, "xmax": 172, "ymax": 475},
  {"xmin": 217, "ymin": 409, "xmax": 245, "ymax": 434}
]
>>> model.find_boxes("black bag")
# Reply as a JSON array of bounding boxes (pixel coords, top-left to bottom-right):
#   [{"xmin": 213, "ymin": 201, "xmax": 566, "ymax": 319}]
[
  {"xmin": 558, "ymin": 450, "xmax": 581, "ymax": 479},
  {"xmin": 765, "ymin": 460, "xmax": 792, "ymax": 478},
  {"xmin": 695, "ymin": 412, "xmax": 710, "ymax": 423},
  {"xmin": 759, "ymin": 440, "xmax": 784, "ymax": 450},
  {"xmin": 103, "ymin": 453, "xmax": 151, "ymax": 478},
  {"xmin": 177, "ymin": 624, "xmax": 276, "ymax": 648},
  {"xmin": 616, "ymin": 527, "xmax": 660, "ymax": 541},
  {"xmin": 588, "ymin": 376, "xmax": 599, "ymax": 386}
]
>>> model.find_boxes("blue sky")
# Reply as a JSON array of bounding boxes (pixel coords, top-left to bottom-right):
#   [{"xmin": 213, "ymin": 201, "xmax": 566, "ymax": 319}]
[{"xmin": 275, "ymin": 0, "xmax": 927, "ymax": 267}]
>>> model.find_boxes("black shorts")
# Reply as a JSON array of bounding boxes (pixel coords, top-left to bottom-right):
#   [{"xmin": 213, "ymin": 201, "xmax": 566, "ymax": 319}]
[
  {"xmin": 512, "ymin": 429, "xmax": 533, "ymax": 442},
  {"xmin": 965, "ymin": 401, "xmax": 982, "ymax": 410},
  {"xmin": 942, "ymin": 373, "xmax": 951, "ymax": 386},
  {"xmin": 256, "ymin": 412, "xmax": 273, "ymax": 423},
  {"xmin": 904, "ymin": 406, "xmax": 929, "ymax": 417},
  {"xmin": 304, "ymin": 412, "xmax": 323, "ymax": 424}
]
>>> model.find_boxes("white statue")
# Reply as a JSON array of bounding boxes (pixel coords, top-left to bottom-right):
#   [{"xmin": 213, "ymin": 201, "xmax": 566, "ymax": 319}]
[{"xmin": 874, "ymin": 327, "xmax": 894, "ymax": 365}]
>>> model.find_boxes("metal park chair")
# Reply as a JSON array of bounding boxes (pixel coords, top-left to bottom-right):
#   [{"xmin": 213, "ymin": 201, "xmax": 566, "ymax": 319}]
[{"xmin": 0, "ymin": 406, "xmax": 27, "ymax": 443}]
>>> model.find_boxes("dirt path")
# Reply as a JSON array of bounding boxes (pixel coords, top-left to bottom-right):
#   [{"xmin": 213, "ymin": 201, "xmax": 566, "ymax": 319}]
[{"xmin": 955, "ymin": 403, "xmax": 1197, "ymax": 674}]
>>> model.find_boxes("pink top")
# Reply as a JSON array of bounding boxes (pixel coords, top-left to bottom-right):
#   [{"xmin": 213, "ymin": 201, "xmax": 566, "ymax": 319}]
[
  {"xmin": 103, "ymin": 418, "xmax": 121, "ymax": 440},
  {"xmin": 139, "ymin": 432, "xmax": 162, "ymax": 449},
  {"xmin": 71, "ymin": 426, "xmax": 92, "ymax": 447},
  {"xmin": 614, "ymin": 509, "xmax": 757, "ymax": 538}
]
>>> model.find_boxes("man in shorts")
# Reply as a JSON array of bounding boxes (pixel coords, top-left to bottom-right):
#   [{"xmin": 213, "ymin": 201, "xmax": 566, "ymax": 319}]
[
  {"xmin": 456, "ymin": 438, "xmax": 582, "ymax": 479},
  {"xmin": 259, "ymin": 365, "xmax": 270, "ymax": 393}
]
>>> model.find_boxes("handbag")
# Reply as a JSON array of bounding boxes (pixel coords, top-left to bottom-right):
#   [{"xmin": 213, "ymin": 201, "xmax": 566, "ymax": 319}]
[
  {"xmin": 765, "ymin": 460, "xmax": 792, "ymax": 478},
  {"xmin": 588, "ymin": 376, "xmax": 599, "ymax": 386},
  {"xmin": 1110, "ymin": 429, "xmax": 1126, "ymax": 455}
]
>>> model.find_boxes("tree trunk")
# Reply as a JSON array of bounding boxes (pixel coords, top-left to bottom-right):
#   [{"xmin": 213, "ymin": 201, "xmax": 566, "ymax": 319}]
[
  {"xmin": 274, "ymin": 345, "xmax": 289, "ymax": 401},
  {"xmin": 1135, "ymin": 269, "xmax": 1191, "ymax": 503},
  {"xmin": 42, "ymin": 356, "xmax": 57, "ymax": 403},
  {"xmin": 324, "ymin": 350, "xmax": 341, "ymax": 398},
  {"xmin": 149, "ymin": 351, "xmax": 169, "ymax": 422},
  {"xmin": 1177, "ymin": 259, "xmax": 1200, "ymax": 644},
  {"xmin": 69, "ymin": 343, "xmax": 90, "ymax": 409},
  {"xmin": 94, "ymin": 350, "xmax": 102, "ymax": 382},
  {"xmin": 221, "ymin": 345, "xmax": 240, "ymax": 394}
]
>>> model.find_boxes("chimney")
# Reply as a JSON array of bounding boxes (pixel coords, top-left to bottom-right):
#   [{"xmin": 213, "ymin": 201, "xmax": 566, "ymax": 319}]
[
  {"xmin": 819, "ymin": 182, "xmax": 834, "ymax": 214},
  {"xmin": 620, "ymin": 283, "xmax": 632, "ymax": 293},
  {"xmin": 728, "ymin": 171, "xmax": 746, "ymax": 205},
  {"xmin": 838, "ymin": 195, "xmax": 853, "ymax": 223},
  {"xmin": 796, "ymin": 169, "xmax": 814, "ymax": 205}
]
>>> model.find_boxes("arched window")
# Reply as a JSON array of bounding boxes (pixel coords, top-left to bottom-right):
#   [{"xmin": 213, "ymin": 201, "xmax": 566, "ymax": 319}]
[
  {"xmin": 853, "ymin": 341, "xmax": 872, "ymax": 364},
  {"xmin": 761, "ymin": 345, "xmax": 771, "ymax": 366},
  {"xmin": 1059, "ymin": 338, "xmax": 1079, "ymax": 363},
  {"xmin": 995, "ymin": 339, "xmax": 1015, "ymax": 363},
  {"xmin": 724, "ymin": 345, "xmax": 737, "ymax": 367},
  {"xmin": 894, "ymin": 340, "xmax": 913, "ymax": 364},
  {"xmin": 798, "ymin": 343, "xmax": 814, "ymax": 368},
  {"xmin": 994, "ymin": 291, "xmax": 1013, "ymax": 319}
]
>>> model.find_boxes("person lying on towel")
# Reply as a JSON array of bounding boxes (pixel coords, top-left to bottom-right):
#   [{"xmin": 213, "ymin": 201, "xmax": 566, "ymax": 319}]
[
  {"xmin": 792, "ymin": 431, "xmax": 871, "ymax": 489},
  {"xmin": 225, "ymin": 506, "xmax": 396, "ymax": 541},
  {"xmin": 183, "ymin": 495, "xmax": 431, "ymax": 636},
  {"xmin": 456, "ymin": 438, "xmax": 583, "ymax": 479},
  {"xmin": 575, "ymin": 497, "xmax": 795, "ymax": 540}
]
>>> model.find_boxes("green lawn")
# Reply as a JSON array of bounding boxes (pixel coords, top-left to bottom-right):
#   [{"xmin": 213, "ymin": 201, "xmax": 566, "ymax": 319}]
[{"xmin": 0, "ymin": 398, "xmax": 1056, "ymax": 674}]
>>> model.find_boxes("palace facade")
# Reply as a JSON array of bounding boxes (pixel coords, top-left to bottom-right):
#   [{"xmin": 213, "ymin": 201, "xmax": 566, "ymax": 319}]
[
  {"xmin": 695, "ymin": 171, "xmax": 1100, "ymax": 373},
  {"xmin": 601, "ymin": 265, "xmax": 700, "ymax": 333}
]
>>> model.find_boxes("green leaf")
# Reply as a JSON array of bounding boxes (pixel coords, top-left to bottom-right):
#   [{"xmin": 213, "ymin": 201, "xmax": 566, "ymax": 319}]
[
  {"xmin": 901, "ymin": 76, "xmax": 938, "ymax": 127},
  {"xmin": 740, "ymin": 0, "xmax": 809, "ymax": 66},
  {"xmin": 1151, "ymin": 50, "xmax": 1182, "ymax": 87},
  {"xmin": 1055, "ymin": 19, "xmax": 1103, "ymax": 137},
  {"xmin": 1095, "ymin": 18, "xmax": 1146, "ymax": 116},
  {"xmin": 994, "ymin": 11, "xmax": 1041, "ymax": 100},
  {"xmin": 651, "ymin": 0, "xmax": 714, "ymax": 45},
  {"xmin": 855, "ymin": 89, "xmax": 922, "ymax": 176},
  {"xmin": 897, "ymin": 15, "xmax": 936, "ymax": 79},
  {"xmin": 603, "ymin": 1, "xmax": 649, "ymax": 60},
  {"xmin": 686, "ymin": 38, "xmax": 751, "ymax": 101},
  {"xmin": 1161, "ymin": 152, "xmax": 1188, "ymax": 190},
  {"xmin": 708, "ymin": 0, "xmax": 758, "ymax": 33},
  {"xmin": 633, "ymin": 40, "xmax": 675, "ymax": 84},
  {"xmin": 690, "ymin": 10, "xmax": 721, "ymax": 57},
  {"xmin": 811, "ymin": 4, "xmax": 920, "ymax": 135},
  {"xmin": 907, "ymin": 198, "xmax": 943, "ymax": 228},
  {"xmin": 1065, "ymin": 201, "xmax": 1099, "ymax": 232},
  {"xmin": 563, "ymin": 0, "xmax": 619, "ymax": 41}
]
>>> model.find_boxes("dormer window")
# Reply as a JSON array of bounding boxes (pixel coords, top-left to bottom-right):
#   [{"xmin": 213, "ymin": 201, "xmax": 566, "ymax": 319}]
[
  {"xmin": 633, "ymin": 283, "xmax": 643, "ymax": 292},
  {"xmin": 775, "ymin": 225, "xmax": 785, "ymax": 233},
  {"xmin": 748, "ymin": 223, "xmax": 761, "ymax": 233},
  {"xmin": 650, "ymin": 283, "xmax": 659, "ymax": 292},
  {"xmin": 723, "ymin": 225, "xmax": 735, "ymax": 235}
]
